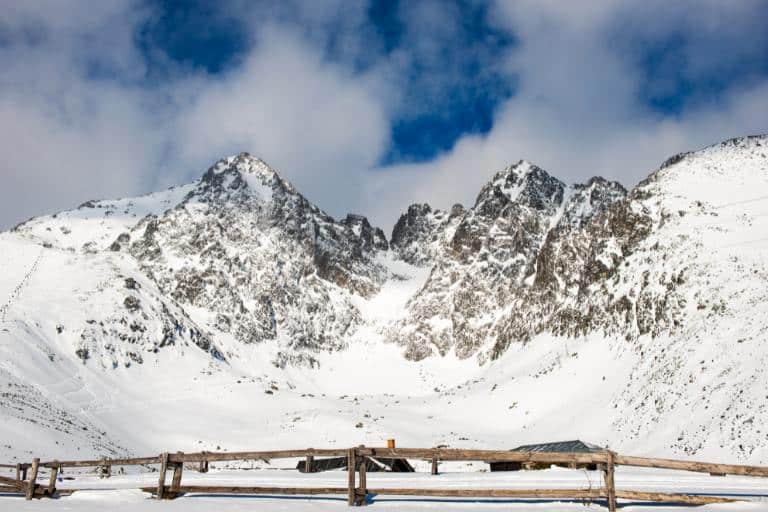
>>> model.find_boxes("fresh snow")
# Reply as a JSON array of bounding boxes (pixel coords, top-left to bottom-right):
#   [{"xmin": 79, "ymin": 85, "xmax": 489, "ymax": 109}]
[
  {"xmin": 2, "ymin": 467, "xmax": 768, "ymax": 510},
  {"xmin": 1, "ymin": 137, "xmax": 768, "ymax": 510}
]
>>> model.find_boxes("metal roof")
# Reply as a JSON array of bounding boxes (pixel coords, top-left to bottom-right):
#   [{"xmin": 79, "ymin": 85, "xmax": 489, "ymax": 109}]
[{"xmin": 512, "ymin": 440, "xmax": 604, "ymax": 453}]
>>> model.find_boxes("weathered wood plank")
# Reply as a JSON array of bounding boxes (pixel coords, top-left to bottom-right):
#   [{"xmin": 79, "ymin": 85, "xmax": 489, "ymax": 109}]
[
  {"xmin": 169, "ymin": 456, "xmax": 184, "ymax": 499},
  {"xmin": 604, "ymin": 451, "xmax": 616, "ymax": 512},
  {"xmin": 358, "ymin": 448, "xmax": 606, "ymax": 465},
  {"xmin": 47, "ymin": 463, "xmax": 59, "ymax": 496},
  {"xmin": 615, "ymin": 490, "xmax": 737, "ymax": 505},
  {"xmin": 615, "ymin": 454, "xmax": 768, "ymax": 477},
  {"xmin": 140, "ymin": 485, "xmax": 349, "ymax": 495},
  {"xmin": 305, "ymin": 454, "xmax": 315, "ymax": 473},
  {"xmin": 347, "ymin": 449, "xmax": 356, "ymax": 506},
  {"xmin": 39, "ymin": 456, "xmax": 160, "ymax": 469},
  {"xmin": 25, "ymin": 458, "xmax": 39, "ymax": 500},
  {"xmin": 166, "ymin": 449, "xmax": 348, "ymax": 464},
  {"xmin": 365, "ymin": 488, "xmax": 605, "ymax": 499},
  {"xmin": 0, "ymin": 474, "xmax": 21, "ymax": 486},
  {"xmin": 357, "ymin": 455, "xmax": 367, "ymax": 506},
  {"xmin": 156, "ymin": 452, "xmax": 169, "ymax": 500}
]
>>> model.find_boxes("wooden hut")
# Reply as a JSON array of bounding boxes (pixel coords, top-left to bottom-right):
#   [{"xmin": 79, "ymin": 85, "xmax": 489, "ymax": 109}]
[{"xmin": 489, "ymin": 440, "xmax": 604, "ymax": 472}]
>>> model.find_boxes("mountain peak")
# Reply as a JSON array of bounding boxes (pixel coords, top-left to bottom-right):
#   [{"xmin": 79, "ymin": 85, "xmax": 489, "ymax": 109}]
[
  {"xmin": 192, "ymin": 153, "xmax": 295, "ymax": 208},
  {"xmin": 202, "ymin": 152, "xmax": 281, "ymax": 187},
  {"xmin": 208, "ymin": 152, "xmax": 277, "ymax": 179},
  {"xmin": 476, "ymin": 160, "xmax": 565, "ymax": 213}
]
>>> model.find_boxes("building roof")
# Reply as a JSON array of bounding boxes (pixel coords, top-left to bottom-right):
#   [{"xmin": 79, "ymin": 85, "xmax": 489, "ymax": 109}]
[{"xmin": 511, "ymin": 440, "xmax": 604, "ymax": 453}]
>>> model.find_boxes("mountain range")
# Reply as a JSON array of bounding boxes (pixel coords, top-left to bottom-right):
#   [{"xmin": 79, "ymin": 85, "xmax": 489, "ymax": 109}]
[{"xmin": 1, "ymin": 135, "xmax": 767, "ymax": 466}]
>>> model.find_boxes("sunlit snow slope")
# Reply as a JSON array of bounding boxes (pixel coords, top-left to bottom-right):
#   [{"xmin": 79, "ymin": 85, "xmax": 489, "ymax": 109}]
[{"xmin": 1, "ymin": 136, "xmax": 767, "ymax": 469}]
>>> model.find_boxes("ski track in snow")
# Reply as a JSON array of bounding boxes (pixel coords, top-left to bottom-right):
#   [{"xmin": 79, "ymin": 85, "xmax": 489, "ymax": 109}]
[{"xmin": 0, "ymin": 247, "xmax": 43, "ymax": 324}]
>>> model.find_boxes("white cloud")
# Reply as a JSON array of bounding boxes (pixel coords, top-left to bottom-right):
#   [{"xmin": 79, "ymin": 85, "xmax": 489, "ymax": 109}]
[
  {"xmin": 359, "ymin": 0, "xmax": 768, "ymax": 229},
  {"xmin": 172, "ymin": 25, "xmax": 390, "ymax": 213},
  {"xmin": 0, "ymin": 5, "xmax": 390, "ymax": 228},
  {"xmin": 0, "ymin": 0, "xmax": 162, "ymax": 227},
  {"xmin": 0, "ymin": 0, "xmax": 766, "ymax": 234}
]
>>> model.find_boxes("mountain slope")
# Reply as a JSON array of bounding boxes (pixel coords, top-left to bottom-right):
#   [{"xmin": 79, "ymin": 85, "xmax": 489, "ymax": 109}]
[
  {"xmin": 1, "ymin": 135, "xmax": 767, "ymax": 466},
  {"xmin": 122, "ymin": 153, "xmax": 390, "ymax": 367},
  {"xmin": 387, "ymin": 161, "xmax": 627, "ymax": 361}
]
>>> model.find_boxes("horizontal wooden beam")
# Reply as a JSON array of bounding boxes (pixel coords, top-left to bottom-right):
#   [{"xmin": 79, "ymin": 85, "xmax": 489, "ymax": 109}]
[
  {"xmin": 39, "ymin": 456, "xmax": 160, "ymax": 469},
  {"xmin": 140, "ymin": 485, "xmax": 349, "ymax": 495},
  {"xmin": 32, "ymin": 447, "xmax": 607, "ymax": 468},
  {"xmin": 615, "ymin": 490, "xmax": 736, "ymax": 505},
  {"xmin": 614, "ymin": 454, "xmax": 768, "ymax": 478},
  {"xmin": 0, "ymin": 474, "xmax": 21, "ymax": 486},
  {"xmin": 166, "ymin": 449, "xmax": 348, "ymax": 464},
  {"xmin": 1, "ymin": 446, "xmax": 761, "ymax": 484},
  {"xmin": 358, "ymin": 447, "xmax": 606, "ymax": 464},
  {"xmin": 365, "ymin": 487, "xmax": 605, "ymax": 499}
]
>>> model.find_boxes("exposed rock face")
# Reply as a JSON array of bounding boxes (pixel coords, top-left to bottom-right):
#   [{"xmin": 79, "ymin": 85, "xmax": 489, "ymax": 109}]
[
  {"xmin": 11, "ymin": 136, "xmax": 768, "ymax": 372},
  {"xmin": 390, "ymin": 203, "xmax": 464, "ymax": 266},
  {"xmin": 386, "ymin": 160, "xmax": 630, "ymax": 361},
  {"xmin": 124, "ymin": 153, "xmax": 389, "ymax": 367}
]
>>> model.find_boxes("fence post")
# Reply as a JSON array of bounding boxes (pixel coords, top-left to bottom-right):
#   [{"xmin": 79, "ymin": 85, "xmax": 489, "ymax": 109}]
[
  {"xmin": 47, "ymin": 462, "xmax": 59, "ymax": 496},
  {"xmin": 199, "ymin": 451, "xmax": 209, "ymax": 473},
  {"xmin": 604, "ymin": 450, "xmax": 617, "ymax": 512},
  {"xmin": 25, "ymin": 458, "xmax": 39, "ymax": 500},
  {"xmin": 431, "ymin": 451, "xmax": 439, "ymax": 475},
  {"xmin": 306, "ymin": 448, "xmax": 315, "ymax": 473},
  {"xmin": 357, "ymin": 455, "xmax": 368, "ymax": 506},
  {"xmin": 156, "ymin": 452, "xmax": 169, "ymax": 500},
  {"xmin": 15, "ymin": 463, "xmax": 20, "ymax": 482},
  {"xmin": 169, "ymin": 452, "xmax": 184, "ymax": 499},
  {"xmin": 347, "ymin": 448, "xmax": 356, "ymax": 506}
]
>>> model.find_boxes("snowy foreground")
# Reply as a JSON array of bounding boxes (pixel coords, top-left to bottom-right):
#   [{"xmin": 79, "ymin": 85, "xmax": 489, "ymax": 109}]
[{"xmin": 2, "ymin": 466, "xmax": 768, "ymax": 511}]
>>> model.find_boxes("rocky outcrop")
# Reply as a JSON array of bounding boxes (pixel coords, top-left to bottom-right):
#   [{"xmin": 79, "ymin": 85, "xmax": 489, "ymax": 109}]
[
  {"xmin": 123, "ymin": 153, "xmax": 389, "ymax": 367},
  {"xmin": 390, "ymin": 203, "xmax": 464, "ymax": 266},
  {"xmin": 12, "ymin": 136, "xmax": 768, "ymax": 371},
  {"xmin": 386, "ymin": 160, "xmax": 630, "ymax": 361}
]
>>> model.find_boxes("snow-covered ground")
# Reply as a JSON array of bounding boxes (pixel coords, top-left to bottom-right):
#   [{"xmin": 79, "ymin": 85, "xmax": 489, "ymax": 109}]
[{"xmin": 3, "ymin": 466, "xmax": 768, "ymax": 511}]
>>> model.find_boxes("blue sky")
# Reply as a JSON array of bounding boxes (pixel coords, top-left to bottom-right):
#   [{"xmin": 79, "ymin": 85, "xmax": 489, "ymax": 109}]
[
  {"xmin": 140, "ymin": 0, "xmax": 516, "ymax": 164},
  {"xmin": 1, "ymin": 0, "xmax": 767, "ymax": 229}
]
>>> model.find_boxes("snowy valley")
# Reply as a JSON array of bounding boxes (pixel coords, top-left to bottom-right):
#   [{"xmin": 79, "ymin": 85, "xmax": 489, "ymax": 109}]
[{"xmin": 1, "ymin": 134, "xmax": 768, "ymax": 478}]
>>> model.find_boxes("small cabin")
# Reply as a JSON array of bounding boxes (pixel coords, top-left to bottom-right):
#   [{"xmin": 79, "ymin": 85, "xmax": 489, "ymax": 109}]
[{"xmin": 489, "ymin": 440, "xmax": 604, "ymax": 472}]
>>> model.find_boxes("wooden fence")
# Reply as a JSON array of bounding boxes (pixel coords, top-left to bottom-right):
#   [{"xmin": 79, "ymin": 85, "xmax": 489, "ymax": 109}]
[{"xmin": 3, "ymin": 446, "xmax": 768, "ymax": 510}]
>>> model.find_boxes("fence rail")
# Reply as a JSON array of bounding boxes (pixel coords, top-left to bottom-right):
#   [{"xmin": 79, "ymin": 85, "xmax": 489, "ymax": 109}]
[{"xmin": 3, "ymin": 445, "xmax": 766, "ymax": 510}]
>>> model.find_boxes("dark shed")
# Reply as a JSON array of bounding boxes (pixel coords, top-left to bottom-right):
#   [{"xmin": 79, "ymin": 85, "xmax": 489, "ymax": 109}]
[
  {"xmin": 489, "ymin": 440, "xmax": 604, "ymax": 472},
  {"xmin": 297, "ymin": 456, "xmax": 414, "ymax": 473}
]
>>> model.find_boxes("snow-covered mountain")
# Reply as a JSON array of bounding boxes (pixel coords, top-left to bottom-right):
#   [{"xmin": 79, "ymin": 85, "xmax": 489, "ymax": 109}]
[
  {"xmin": 1, "ymin": 135, "xmax": 767, "ymax": 467},
  {"xmin": 387, "ymin": 161, "xmax": 628, "ymax": 362}
]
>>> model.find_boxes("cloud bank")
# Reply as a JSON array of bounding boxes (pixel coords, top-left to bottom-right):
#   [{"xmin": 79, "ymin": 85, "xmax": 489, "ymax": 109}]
[{"xmin": 0, "ymin": 0, "xmax": 766, "ymax": 231}]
